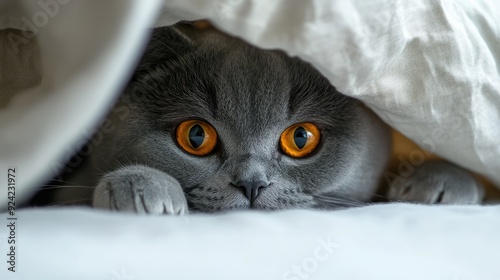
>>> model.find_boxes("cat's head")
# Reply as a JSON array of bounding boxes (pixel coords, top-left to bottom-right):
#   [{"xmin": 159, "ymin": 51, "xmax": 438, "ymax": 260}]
[{"xmin": 100, "ymin": 25, "xmax": 390, "ymax": 212}]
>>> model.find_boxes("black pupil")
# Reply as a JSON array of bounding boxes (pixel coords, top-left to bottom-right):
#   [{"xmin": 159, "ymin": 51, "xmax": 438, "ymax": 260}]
[
  {"xmin": 189, "ymin": 124, "xmax": 205, "ymax": 149},
  {"xmin": 294, "ymin": 127, "xmax": 308, "ymax": 149}
]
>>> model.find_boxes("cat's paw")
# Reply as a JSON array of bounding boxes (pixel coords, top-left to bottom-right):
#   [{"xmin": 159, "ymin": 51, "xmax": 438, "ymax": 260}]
[
  {"xmin": 387, "ymin": 161, "xmax": 483, "ymax": 205},
  {"xmin": 93, "ymin": 165, "xmax": 188, "ymax": 215}
]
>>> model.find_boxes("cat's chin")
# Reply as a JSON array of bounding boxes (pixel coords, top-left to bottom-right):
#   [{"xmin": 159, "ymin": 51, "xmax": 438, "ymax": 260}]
[
  {"xmin": 187, "ymin": 203, "xmax": 278, "ymax": 213},
  {"xmin": 189, "ymin": 202, "xmax": 312, "ymax": 213}
]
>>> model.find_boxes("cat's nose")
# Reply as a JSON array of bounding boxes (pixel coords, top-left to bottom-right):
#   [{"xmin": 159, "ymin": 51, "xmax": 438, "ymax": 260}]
[{"xmin": 235, "ymin": 180, "xmax": 268, "ymax": 206}]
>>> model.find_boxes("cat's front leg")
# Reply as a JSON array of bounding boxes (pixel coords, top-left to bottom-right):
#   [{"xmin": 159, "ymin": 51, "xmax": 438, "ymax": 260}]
[
  {"xmin": 387, "ymin": 160, "xmax": 483, "ymax": 205},
  {"xmin": 93, "ymin": 165, "xmax": 188, "ymax": 215}
]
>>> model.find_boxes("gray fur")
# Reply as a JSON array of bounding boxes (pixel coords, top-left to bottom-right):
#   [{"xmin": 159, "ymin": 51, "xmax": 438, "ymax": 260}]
[
  {"xmin": 65, "ymin": 26, "xmax": 482, "ymax": 214},
  {"xmin": 93, "ymin": 165, "xmax": 188, "ymax": 214},
  {"xmin": 388, "ymin": 160, "xmax": 483, "ymax": 204}
]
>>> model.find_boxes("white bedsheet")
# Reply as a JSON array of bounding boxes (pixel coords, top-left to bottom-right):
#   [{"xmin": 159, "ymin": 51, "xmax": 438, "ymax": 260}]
[{"xmin": 1, "ymin": 204, "xmax": 499, "ymax": 280}]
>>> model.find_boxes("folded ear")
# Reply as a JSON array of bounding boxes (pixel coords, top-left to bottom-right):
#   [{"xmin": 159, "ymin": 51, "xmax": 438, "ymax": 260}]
[{"xmin": 135, "ymin": 26, "xmax": 194, "ymax": 72}]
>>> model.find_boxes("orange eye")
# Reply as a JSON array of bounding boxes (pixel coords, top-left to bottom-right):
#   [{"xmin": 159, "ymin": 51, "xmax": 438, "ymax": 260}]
[
  {"xmin": 176, "ymin": 120, "xmax": 218, "ymax": 156},
  {"xmin": 280, "ymin": 123, "xmax": 321, "ymax": 158}
]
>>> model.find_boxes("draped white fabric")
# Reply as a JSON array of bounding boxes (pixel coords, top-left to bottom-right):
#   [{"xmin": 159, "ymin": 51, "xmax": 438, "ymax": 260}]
[{"xmin": 0, "ymin": 0, "xmax": 162, "ymax": 205}]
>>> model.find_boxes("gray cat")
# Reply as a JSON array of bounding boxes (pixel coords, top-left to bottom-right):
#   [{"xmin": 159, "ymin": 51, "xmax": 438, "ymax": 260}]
[{"xmin": 62, "ymin": 25, "xmax": 483, "ymax": 214}]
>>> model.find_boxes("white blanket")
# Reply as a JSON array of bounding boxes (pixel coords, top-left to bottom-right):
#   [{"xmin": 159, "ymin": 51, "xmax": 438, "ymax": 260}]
[{"xmin": 1, "ymin": 204, "xmax": 500, "ymax": 280}]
